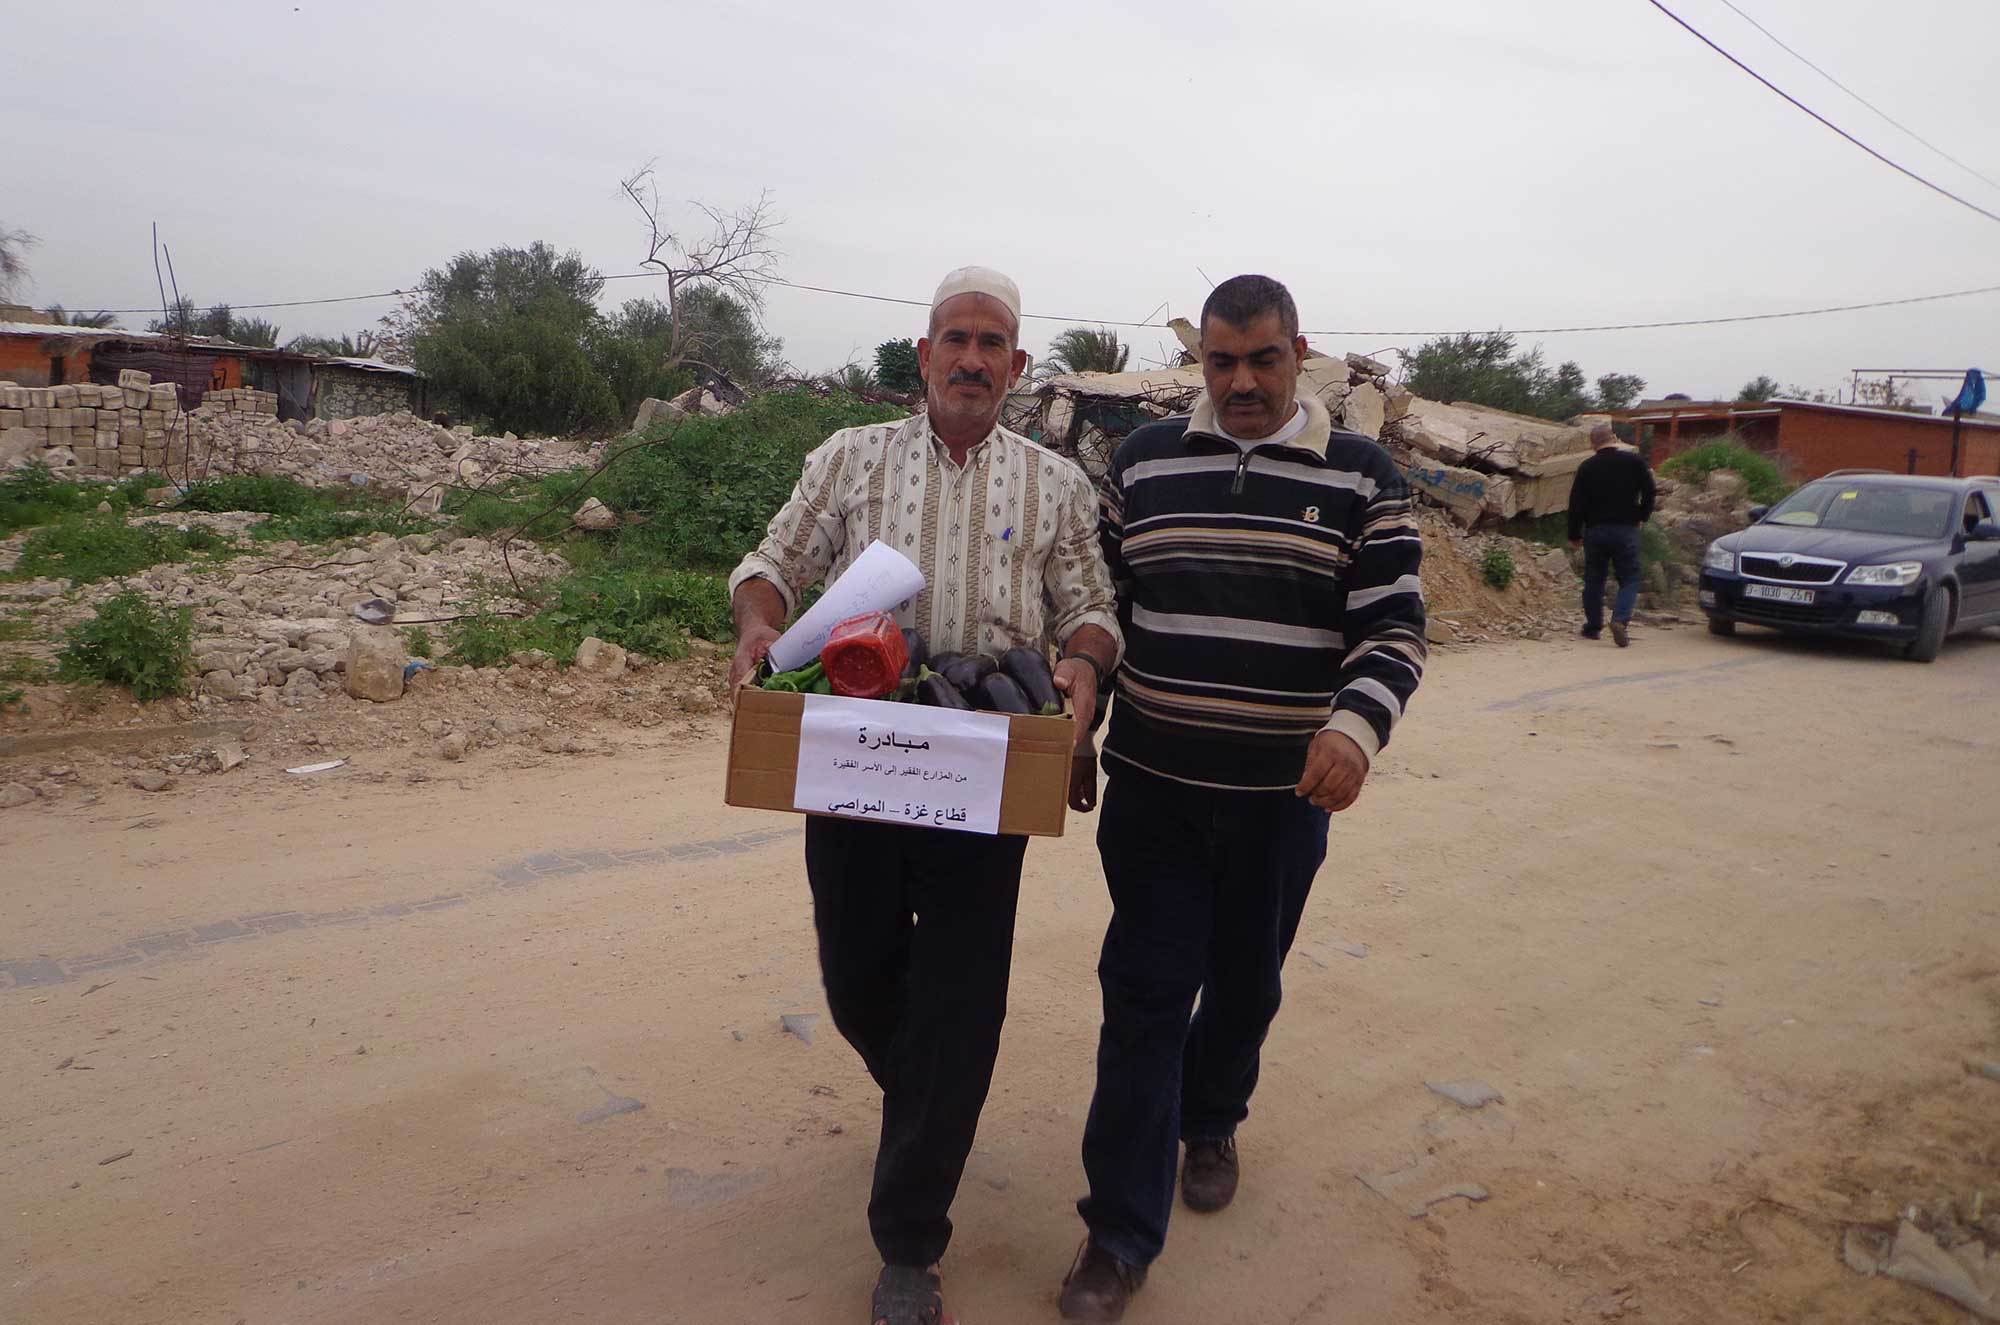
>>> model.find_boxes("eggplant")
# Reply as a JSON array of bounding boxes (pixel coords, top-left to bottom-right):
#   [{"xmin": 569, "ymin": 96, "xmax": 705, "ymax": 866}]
[
  {"xmin": 899, "ymin": 629, "xmax": 928, "ymax": 681},
  {"xmin": 972, "ymin": 673, "xmax": 1034, "ymax": 715},
  {"xmin": 915, "ymin": 673, "xmax": 972, "ymax": 709},
  {"xmin": 998, "ymin": 646, "xmax": 1062, "ymax": 716},
  {"xmin": 941, "ymin": 653, "xmax": 999, "ymax": 695},
  {"xmin": 926, "ymin": 650, "xmax": 964, "ymax": 679}
]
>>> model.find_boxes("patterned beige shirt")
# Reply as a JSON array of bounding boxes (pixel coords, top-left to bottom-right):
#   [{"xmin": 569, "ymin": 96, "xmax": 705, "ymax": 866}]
[{"xmin": 730, "ymin": 414, "xmax": 1122, "ymax": 661}]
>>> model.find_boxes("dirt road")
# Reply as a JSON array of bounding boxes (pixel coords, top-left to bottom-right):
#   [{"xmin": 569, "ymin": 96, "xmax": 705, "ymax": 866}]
[{"xmin": 6, "ymin": 624, "xmax": 1998, "ymax": 1324}]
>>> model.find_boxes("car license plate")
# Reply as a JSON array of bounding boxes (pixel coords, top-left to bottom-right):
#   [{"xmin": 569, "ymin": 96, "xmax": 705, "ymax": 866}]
[{"xmin": 1745, "ymin": 584, "xmax": 1814, "ymax": 604}]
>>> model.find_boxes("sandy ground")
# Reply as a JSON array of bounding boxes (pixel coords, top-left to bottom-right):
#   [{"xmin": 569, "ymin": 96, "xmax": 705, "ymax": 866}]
[{"xmin": 5, "ymin": 622, "xmax": 1999, "ymax": 1325}]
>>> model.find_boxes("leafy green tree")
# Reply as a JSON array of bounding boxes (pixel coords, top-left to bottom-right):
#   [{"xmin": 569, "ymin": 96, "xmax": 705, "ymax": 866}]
[
  {"xmin": 399, "ymin": 243, "xmax": 620, "ymax": 434},
  {"xmin": 602, "ymin": 288, "xmax": 781, "ymax": 388},
  {"xmin": 43, "ymin": 305, "xmax": 119, "ymax": 328},
  {"xmin": 874, "ymin": 338, "xmax": 922, "ymax": 393},
  {"xmin": 1041, "ymin": 326, "xmax": 1130, "ymax": 377},
  {"xmin": 1595, "ymin": 373, "xmax": 1646, "ymax": 412},
  {"xmin": 1399, "ymin": 331, "xmax": 1644, "ymax": 421},
  {"xmin": 414, "ymin": 313, "xmax": 619, "ymax": 436},
  {"xmin": 1736, "ymin": 375, "xmax": 1781, "ymax": 403}
]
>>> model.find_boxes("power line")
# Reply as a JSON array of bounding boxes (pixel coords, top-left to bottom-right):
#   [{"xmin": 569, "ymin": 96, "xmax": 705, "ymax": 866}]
[
  {"xmin": 1714, "ymin": 0, "xmax": 2000, "ymax": 194},
  {"xmin": 1640, "ymin": 0, "xmax": 2000, "ymax": 227},
  {"xmin": 63, "ymin": 271, "xmax": 2000, "ymax": 338}
]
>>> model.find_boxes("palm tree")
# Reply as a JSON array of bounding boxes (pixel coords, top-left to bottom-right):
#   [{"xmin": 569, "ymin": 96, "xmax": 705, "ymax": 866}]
[
  {"xmin": 285, "ymin": 331, "xmax": 380, "ymax": 358},
  {"xmin": 1040, "ymin": 326, "xmax": 1130, "ymax": 378},
  {"xmin": 44, "ymin": 305, "xmax": 120, "ymax": 329}
]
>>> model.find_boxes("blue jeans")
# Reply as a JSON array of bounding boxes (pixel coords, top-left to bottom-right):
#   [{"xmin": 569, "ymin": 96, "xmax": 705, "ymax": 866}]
[
  {"xmin": 1077, "ymin": 761, "xmax": 1331, "ymax": 1268},
  {"xmin": 1583, "ymin": 524, "xmax": 1642, "ymax": 632}
]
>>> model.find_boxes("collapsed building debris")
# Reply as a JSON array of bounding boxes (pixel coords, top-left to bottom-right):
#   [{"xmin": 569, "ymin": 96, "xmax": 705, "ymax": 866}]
[{"xmin": 1004, "ymin": 354, "xmax": 1595, "ymax": 528}]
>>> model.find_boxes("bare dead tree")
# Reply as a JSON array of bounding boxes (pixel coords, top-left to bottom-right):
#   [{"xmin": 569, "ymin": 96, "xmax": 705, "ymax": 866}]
[
  {"xmin": 619, "ymin": 163, "xmax": 780, "ymax": 377},
  {"xmin": 0, "ymin": 225, "xmax": 36, "ymax": 302}
]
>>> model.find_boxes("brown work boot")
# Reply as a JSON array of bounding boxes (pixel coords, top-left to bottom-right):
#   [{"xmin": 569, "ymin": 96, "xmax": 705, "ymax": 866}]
[
  {"xmin": 1059, "ymin": 1239, "xmax": 1145, "ymax": 1323},
  {"xmin": 1180, "ymin": 1137, "xmax": 1239, "ymax": 1213}
]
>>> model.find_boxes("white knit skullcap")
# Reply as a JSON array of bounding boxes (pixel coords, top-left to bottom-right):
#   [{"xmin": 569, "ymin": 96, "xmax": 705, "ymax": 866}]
[{"xmin": 930, "ymin": 266, "xmax": 1021, "ymax": 321}]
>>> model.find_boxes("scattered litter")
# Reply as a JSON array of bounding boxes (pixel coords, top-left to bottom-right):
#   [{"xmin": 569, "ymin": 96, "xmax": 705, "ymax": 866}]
[
  {"xmin": 577, "ymin": 1066, "xmax": 646, "ymax": 1126},
  {"xmin": 98, "ymin": 1150, "xmax": 134, "ymax": 1166},
  {"xmin": 1425, "ymin": 1079, "xmax": 1503, "ymax": 1110},
  {"xmin": 1706, "ymin": 734, "xmax": 1736, "ymax": 746},
  {"xmin": 1698, "ymin": 997, "xmax": 1722, "ymax": 1008},
  {"xmin": 1844, "ymin": 1220, "xmax": 2000, "ymax": 1319},
  {"xmin": 352, "ymin": 599, "xmax": 397, "ymax": 625},
  {"xmin": 729, "ymin": 1030, "xmax": 746, "ymax": 1042},
  {"xmin": 1413, "ymin": 1183, "xmax": 1489, "ymax": 1217},
  {"xmin": 825, "ymin": 1123, "xmax": 844, "ymax": 1136},
  {"xmin": 1358, "ymin": 1162, "xmax": 1491, "ymax": 1218},
  {"xmin": 780, "ymin": 1013, "xmax": 820, "ymax": 1044},
  {"xmin": 1965, "ymin": 1061, "xmax": 2000, "ymax": 1086},
  {"xmin": 54, "ymin": 1056, "xmax": 73, "ymax": 1070},
  {"xmin": 1647, "ymin": 741, "xmax": 1681, "ymax": 750},
  {"xmin": 285, "ymin": 759, "xmax": 347, "ymax": 775}
]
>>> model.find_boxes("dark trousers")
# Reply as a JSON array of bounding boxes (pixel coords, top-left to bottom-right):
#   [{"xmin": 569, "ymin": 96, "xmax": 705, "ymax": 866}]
[
  {"xmin": 1582, "ymin": 523, "xmax": 1643, "ymax": 632},
  {"xmin": 1077, "ymin": 762, "xmax": 1331, "ymax": 1268},
  {"xmin": 804, "ymin": 816, "xmax": 1028, "ymax": 1269}
]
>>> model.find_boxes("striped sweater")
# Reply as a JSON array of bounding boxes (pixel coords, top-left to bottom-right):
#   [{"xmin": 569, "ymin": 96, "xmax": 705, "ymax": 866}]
[{"xmin": 1098, "ymin": 391, "xmax": 1427, "ymax": 791}]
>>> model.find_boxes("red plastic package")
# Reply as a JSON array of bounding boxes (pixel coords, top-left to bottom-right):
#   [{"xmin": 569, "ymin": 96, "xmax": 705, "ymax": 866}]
[{"xmin": 820, "ymin": 612, "xmax": 910, "ymax": 699}]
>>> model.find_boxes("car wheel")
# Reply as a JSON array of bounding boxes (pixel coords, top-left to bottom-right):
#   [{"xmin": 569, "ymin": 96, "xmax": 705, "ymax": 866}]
[
  {"xmin": 1905, "ymin": 586, "xmax": 1950, "ymax": 663},
  {"xmin": 1707, "ymin": 616, "xmax": 1736, "ymax": 638}
]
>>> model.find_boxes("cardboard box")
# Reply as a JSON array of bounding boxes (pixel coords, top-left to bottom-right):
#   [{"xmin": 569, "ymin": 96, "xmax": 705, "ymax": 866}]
[{"xmin": 725, "ymin": 686, "xmax": 1076, "ymax": 837}]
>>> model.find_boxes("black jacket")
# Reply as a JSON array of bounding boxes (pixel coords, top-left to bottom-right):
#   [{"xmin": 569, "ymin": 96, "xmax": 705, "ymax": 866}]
[{"xmin": 1567, "ymin": 446, "xmax": 1657, "ymax": 540}]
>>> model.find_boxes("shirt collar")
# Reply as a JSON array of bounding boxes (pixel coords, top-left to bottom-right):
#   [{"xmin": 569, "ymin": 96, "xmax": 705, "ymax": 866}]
[{"xmin": 1188, "ymin": 389, "xmax": 1333, "ymax": 459}]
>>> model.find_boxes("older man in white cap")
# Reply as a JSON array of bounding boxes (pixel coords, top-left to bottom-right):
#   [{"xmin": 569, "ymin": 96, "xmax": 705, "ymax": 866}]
[{"xmin": 728, "ymin": 267, "xmax": 1121, "ymax": 1325}]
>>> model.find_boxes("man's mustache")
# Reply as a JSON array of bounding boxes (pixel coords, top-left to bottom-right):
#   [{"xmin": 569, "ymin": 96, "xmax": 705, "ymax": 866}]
[
  {"xmin": 1226, "ymin": 392, "xmax": 1267, "ymax": 408},
  {"xmin": 948, "ymin": 370, "xmax": 993, "ymax": 390}
]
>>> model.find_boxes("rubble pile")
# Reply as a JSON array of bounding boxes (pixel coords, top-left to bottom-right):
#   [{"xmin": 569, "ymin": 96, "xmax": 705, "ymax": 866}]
[
  {"xmin": 188, "ymin": 406, "xmax": 591, "ymax": 510},
  {"xmin": 4, "ymin": 522, "xmax": 568, "ymax": 710},
  {"xmin": 1652, "ymin": 469, "xmax": 1756, "ymax": 587},
  {"xmin": 1378, "ymin": 402, "xmax": 1593, "ymax": 528}
]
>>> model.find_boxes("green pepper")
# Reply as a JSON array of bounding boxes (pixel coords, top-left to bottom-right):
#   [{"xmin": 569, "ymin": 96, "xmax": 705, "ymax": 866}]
[{"xmin": 761, "ymin": 661, "xmax": 827, "ymax": 693}]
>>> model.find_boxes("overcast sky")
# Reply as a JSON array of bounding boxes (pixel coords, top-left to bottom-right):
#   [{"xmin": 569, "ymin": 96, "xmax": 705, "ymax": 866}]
[{"xmin": 8, "ymin": 0, "xmax": 1996, "ymax": 406}]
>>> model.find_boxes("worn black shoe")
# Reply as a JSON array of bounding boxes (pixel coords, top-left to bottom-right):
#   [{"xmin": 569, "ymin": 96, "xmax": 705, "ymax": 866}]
[
  {"xmin": 1059, "ymin": 1239, "xmax": 1145, "ymax": 1324},
  {"xmin": 1579, "ymin": 626, "xmax": 1602, "ymax": 640},
  {"xmin": 1180, "ymin": 1137, "xmax": 1240, "ymax": 1213},
  {"xmin": 870, "ymin": 1264, "xmax": 944, "ymax": 1325},
  {"xmin": 1611, "ymin": 621, "xmax": 1630, "ymax": 647}
]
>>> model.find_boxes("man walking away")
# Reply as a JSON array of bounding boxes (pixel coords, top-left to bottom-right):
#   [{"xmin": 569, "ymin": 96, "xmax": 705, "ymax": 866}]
[
  {"xmin": 1567, "ymin": 423, "xmax": 1656, "ymax": 647},
  {"xmin": 1058, "ymin": 274, "xmax": 1426, "ymax": 1321}
]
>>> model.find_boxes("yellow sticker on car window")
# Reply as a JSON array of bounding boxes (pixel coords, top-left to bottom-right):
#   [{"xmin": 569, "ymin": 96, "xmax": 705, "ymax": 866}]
[{"xmin": 1838, "ymin": 491, "xmax": 1858, "ymax": 499}]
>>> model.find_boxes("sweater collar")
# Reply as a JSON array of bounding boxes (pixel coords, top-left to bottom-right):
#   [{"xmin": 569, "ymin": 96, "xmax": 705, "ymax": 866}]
[{"xmin": 1188, "ymin": 389, "xmax": 1332, "ymax": 459}]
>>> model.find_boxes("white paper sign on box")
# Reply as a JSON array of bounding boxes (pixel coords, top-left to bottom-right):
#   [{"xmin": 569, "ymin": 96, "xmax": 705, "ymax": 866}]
[
  {"xmin": 793, "ymin": 694, "xmax": 1011, "ymax": 836},
  {"xmin": 766, "ymin": 540, "xmax": 926, "ymax": 673}
]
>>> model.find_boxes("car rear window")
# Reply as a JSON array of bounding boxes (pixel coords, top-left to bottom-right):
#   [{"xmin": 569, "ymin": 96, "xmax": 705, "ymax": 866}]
[{"xmin": 1765, "ymin": 482, "xmax": 1955, "ymax": 539}]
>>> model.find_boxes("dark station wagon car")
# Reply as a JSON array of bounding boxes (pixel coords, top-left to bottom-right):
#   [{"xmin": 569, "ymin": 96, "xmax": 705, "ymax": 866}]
[{"xmin": 1699, "ymin": 471, "xmax": 2000, "ymax": 662}]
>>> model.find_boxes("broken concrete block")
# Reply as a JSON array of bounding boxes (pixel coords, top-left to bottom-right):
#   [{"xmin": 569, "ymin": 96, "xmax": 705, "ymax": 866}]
[
  {"xmin": 1340, "ymin": 383, "xmax": 1386, "ymax": 441},
  {"xmin": 1345, "ymin": 352, "xmax": 1392, "ymax": 377},
  {"xmin": 572, "ymin": 497, "xmax": 618, "ymax": 531},
  {"xmin": 342, "ymin": 625, "xmax": 406, "ymax": 702},
  {"xmin": 574, "ymin": 635, "xmax": 628, "ymax": 680}
]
